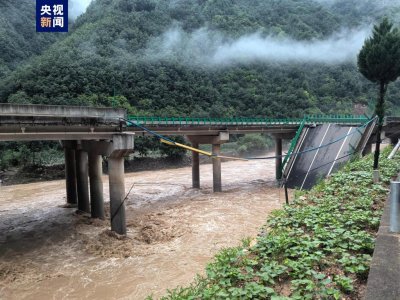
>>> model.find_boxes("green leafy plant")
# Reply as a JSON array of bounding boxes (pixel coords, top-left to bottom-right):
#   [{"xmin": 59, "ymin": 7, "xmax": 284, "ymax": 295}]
[
  {"xmin": 334, "ymin": 275, "xmax": 354, "ymax": 293},
  {"xmin": 149, "ymin": 147, "xmax": 400, "ymax": 299}
]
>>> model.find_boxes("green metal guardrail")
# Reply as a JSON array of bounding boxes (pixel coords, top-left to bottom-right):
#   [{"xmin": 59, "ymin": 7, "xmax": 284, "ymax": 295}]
[
  {"xmin": 280, "ymin": 119, "xmax": 306, "ymax": 177},
  {"xmin": 127, "ymin": 115, "xmax": 369, "ymax": 126},
  {"xmin": 126, "ymin": 115, "xmax": 371, "ymax": 178},
  {"xmin": 303, "ymin": 114, "xmax": 369, "ymax": 124}
]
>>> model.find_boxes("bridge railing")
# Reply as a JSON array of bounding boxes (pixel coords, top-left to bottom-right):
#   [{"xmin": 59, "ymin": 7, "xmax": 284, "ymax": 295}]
[
  {"xmin": 127, "ymin": 115, "xmax": 369, "ymax": 126},
  {"xmin": 281, "ymin": 119, "xmax": 306, "ymax": 173},
  {"xmin": 304, "ymin": 114, "xmax": 369, "ymax": 124}
]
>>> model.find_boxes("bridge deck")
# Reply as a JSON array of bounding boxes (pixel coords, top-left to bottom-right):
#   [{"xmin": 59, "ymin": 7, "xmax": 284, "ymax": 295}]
[
  {"xmin": 0, "ymin": 103, "xmax": 126, "ymax": 120},
  {"xmin": 128, "ymin": 115, "xmax": 368, "ymax": 126},
  {"xmin": 0, "ymin": 104, "xmax": 371, "ymax": 141}
]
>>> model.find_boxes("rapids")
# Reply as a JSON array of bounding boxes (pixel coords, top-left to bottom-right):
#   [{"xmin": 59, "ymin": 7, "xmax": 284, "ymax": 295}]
[{"xmin": 0, "ymin": 156, "xmax": 286, "ymax": 299}]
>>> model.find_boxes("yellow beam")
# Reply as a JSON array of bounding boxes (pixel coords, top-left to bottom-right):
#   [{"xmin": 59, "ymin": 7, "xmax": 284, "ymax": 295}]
[{"xmin": 160, "ymin": 139, "xmax": 248, "ymax": 161}]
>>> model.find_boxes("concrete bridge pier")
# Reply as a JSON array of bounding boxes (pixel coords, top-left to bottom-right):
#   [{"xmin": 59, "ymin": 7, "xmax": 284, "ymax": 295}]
[
  {"xmin": 187, "ymin": 132, "xmax": 229, "ymax": 192},
  {"xmin": 88, "ymin": 153, "xmax": 104, "ymax": 219},
  {"xmin": 212, "ymin": 144, "xmax": 222, "ymax": 192},
  {"xmin": 272, "ymin": 133, "xmax": 295, "ymax": 181},
  {"xmin": 191, "ymin": 142, "xmax": 200, "ymax": 189},
  {"xmin": 76, "ymin": 146, "xmax": 90, "ymax": 213},
  {"xmin": 63, "ymin": 141, "xmax": 78, "ymax": 205},
  {"xmin": 82, "ymin": 134, "xmax": 134, "ymax": 234},
  {"xmin": 62, "ymin": 133, "xmax": 134, "ymax": 234},
  {"xmin": 107, "ymin": 134, "xmax": 134, "ymax": 234},
  {"xmin": 109, "ymin": 156, "xmax": 126, "ymax": 234},
  {"xmin": 275, "ymin": 137, "xmax": 283, "ymax": 180}
]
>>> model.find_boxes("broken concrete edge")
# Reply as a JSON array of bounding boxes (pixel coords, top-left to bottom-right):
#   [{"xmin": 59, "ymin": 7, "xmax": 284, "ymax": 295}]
[{"xmin": 365, "ymin": 196, "xmax": 400, "ymax": 300}]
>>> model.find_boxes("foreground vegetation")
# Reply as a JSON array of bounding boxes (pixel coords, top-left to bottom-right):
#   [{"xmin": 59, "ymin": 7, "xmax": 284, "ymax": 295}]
[{"xmin": 151, "ymin": 147, "xmax": 399, "ymax": 299}]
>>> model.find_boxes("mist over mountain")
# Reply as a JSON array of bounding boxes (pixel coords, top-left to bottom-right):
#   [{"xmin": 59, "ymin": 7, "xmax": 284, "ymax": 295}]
[
  {"xmin": 144, "ymin": 26, "xmax": 371, "ymax": 66},
  {"xmin": 0, "ymin": 0, "xmax": 399, "ymax": 117}
]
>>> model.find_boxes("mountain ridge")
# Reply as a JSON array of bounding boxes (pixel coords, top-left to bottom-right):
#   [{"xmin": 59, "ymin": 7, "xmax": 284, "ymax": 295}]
[{"xmin": 1, "ymin": 0, "xmax": 399, "ymax": 117}]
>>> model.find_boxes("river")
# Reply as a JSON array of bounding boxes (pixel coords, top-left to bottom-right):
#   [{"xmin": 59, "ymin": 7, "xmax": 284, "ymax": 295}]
[{"xmin": 0, "ymin": 156, "xmax": 286, "ymax": 299}]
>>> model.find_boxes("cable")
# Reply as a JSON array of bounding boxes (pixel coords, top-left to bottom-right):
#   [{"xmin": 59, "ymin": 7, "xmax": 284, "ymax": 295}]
[
  {"xmin": 122, "ymin": 117, "xmax": 376, "ymax": 162},
  {"xmin": 284, "ymin": 134, "xmax": 399, "ymax": 188},
  {"xmin": 303, "ymin": 152, "xmax": 354, "ymax": 175},
  {"xmin": 245, "ymin": 117, "xmax": 377, "ymax": 160},
  {"xmin": 122, "ymin": 118, "xmax": 248, "ymax": 161},
  {"xmin": 282, "ymin": 152, "xmax": 356, "ymax": 191},
  {"xmin": 124, "ymin": 119, "xmax": 175, "ymax": 144},
  {"xmin": 108, "ymin": 117, "xmax": 392, "ymax": 210},
  {"xmin": 122, "ymin": 116, "xmax": 380, "ymax": 190},
  {"xmin": 110, "ymin": 181, "xmax": 135, "ymax": 223}
]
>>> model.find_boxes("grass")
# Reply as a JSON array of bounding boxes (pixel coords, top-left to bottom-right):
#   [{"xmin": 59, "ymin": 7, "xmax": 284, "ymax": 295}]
[{"xmin": 147, "ymin": 146, "xmax": 400, "ymax": 300}]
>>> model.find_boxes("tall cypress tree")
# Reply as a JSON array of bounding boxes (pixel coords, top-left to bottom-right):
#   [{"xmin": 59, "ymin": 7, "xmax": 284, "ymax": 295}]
[{"xmin": 358, "ymin": 18, "xmax": 400, "ymax": 170}]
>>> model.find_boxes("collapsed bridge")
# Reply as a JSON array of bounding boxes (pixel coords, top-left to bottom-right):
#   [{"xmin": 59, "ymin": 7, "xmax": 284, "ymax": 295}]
[{"xmin": 0, "ymin": 103, "xmax": 396, "ymax": 234}]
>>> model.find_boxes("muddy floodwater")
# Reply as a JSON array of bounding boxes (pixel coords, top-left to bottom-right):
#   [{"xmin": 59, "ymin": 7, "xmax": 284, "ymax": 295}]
[{"xmin": 0, "ymin": 156, "xmax": 287, "ymax": 299}]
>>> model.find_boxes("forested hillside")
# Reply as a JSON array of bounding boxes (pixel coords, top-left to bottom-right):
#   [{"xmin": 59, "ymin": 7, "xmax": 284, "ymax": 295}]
[
  {"xmin": 0, "ymin": 0, "xmax": 400, "ymax": 117},
  {"xmin": 319, "ymin": 0, "xmax": 400, "ymax": 27},
  {"xmin": 0, "ymin": 0, "xmax": 61, "ymax": 79}
]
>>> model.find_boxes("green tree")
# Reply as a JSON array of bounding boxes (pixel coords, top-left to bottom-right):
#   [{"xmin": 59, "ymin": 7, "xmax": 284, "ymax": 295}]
[
  {"xmin": 7, "ymin": 91, "xmax": 31, "ymax": 104},
  {"xmin": 357, "ymin": 18, "xmax": 400, "ymax": 170}
]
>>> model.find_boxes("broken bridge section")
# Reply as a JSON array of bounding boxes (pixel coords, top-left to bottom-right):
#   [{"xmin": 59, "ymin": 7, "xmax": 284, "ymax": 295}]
[{"xmin": 284, "ymin": 123, "xmax": 370, "ymax": 190}]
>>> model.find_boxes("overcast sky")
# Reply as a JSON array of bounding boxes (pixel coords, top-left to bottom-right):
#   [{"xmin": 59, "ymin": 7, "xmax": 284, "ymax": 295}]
[{"xmin": 69, "ymin": 0, "xmax": 92, "ymax": 20}]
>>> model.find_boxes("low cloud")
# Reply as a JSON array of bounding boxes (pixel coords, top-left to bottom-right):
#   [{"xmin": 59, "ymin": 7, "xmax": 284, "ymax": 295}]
[{"xmin": 144, "ymin": 26, "xmax": 372, "ymax": 67}]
